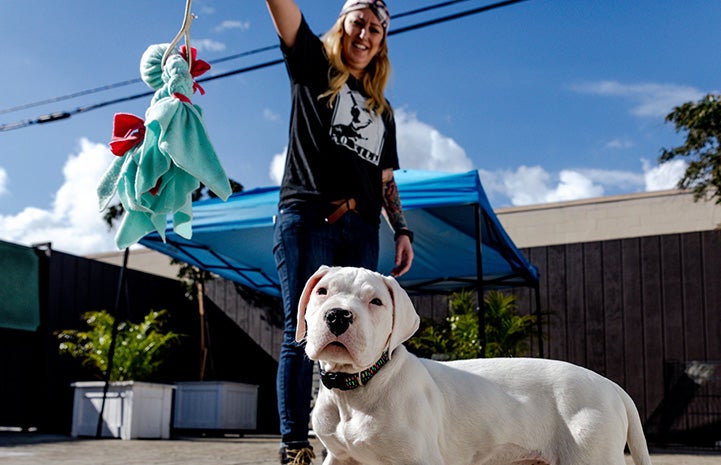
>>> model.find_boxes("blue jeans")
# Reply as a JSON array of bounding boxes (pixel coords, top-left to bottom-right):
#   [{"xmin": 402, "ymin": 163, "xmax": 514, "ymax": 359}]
[{"xmin": 273, "ymin": 201, "xmax": 379, "ymax": 444}]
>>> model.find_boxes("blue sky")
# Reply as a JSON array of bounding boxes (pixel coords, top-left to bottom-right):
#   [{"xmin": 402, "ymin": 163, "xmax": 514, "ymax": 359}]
[{"xmin": 1, "ymin": 0, "xmax": 718, "ymax": 255}]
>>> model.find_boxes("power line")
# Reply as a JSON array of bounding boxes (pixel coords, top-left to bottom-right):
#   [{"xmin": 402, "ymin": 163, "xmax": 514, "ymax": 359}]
[
  {"xmin": 0, "ymin": 0, "xmax": 530, "ymax": 132},
  {"xmin": 390, "ymin": 0, "xmax": 529, "ymax": 35},
  {"xmin": 0, "ymin": 79, "xmax": 142, "ymax": 116}
]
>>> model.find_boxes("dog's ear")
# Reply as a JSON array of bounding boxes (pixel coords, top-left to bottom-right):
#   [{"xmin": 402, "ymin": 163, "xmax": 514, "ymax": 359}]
[
  {"xmin": 383, "ymin": 274, "xmax": 420, "ymax": 354},
  {"xmin": 296, "ymin": 265, "xmax": 332, "ymax": 342}
]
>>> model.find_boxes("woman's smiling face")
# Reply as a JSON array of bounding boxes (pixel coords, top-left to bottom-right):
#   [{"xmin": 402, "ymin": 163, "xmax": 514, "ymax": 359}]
[{"xmin": 341, "ymin": 8, "xmax": 385, "ymax": 78}]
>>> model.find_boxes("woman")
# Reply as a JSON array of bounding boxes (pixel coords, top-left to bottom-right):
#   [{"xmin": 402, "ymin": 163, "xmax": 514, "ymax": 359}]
[{"xmin": 265, "ymin": 1, "xmax": 413, "ymax": 463}]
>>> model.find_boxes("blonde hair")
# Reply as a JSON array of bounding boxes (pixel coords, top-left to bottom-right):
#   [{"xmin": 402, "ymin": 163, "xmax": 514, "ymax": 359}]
[{"xmin": 320, "ymin": 16, "xmax": 392, "ymax": 116}]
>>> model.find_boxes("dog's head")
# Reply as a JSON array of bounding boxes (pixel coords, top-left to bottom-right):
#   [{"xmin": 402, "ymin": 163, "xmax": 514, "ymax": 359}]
[{"xmin": 296, "ymin": 266, "xmax": 420, "ymax": 371}]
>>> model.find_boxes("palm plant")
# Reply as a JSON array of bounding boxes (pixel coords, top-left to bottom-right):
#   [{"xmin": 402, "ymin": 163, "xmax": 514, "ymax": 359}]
[
  {"xmin": 407, "ymin": 289, "xmax": 536, "ymax": 360},
  {"xmin": 57, "ymin": 309, "xmax": 181, "ymax": 381},
  {"xmin": 483, "ymin": 290, "xmax": 536, "ymax": 357}
]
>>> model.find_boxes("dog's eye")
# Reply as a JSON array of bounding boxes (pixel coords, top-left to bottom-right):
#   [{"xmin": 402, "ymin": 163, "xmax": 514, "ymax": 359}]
[
  {"xmin": 370, "ymin": 298, "xmax": 383, "ymax": 306},
  {"xmin": 316, "ymin": 287, "xmax": 327, "ymax": 296}
]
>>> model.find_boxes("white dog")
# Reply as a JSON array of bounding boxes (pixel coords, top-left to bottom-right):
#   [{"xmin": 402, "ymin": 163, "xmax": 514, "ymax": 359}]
[{"xmin": 297, "ymin": 266, "xmax": 653, "ymax": 465}]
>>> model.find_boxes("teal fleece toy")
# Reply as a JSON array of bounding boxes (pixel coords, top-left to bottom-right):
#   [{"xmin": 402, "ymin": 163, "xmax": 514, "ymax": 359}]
[{"xmin": 97, "ymin": 44, "xmax": 231, "ymax": 249}]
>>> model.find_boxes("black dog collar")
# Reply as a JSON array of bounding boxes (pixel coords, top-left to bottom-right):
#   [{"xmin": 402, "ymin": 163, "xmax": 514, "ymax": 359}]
[{"xmin": 319, "ymin": 351, "xmax": 390, "ymax": 391}]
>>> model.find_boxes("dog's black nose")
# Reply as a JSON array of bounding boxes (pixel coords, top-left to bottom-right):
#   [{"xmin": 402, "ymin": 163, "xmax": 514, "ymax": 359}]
[{"xmin": 324, "ymin": 308, "xmax": 353, "ymax": 336}]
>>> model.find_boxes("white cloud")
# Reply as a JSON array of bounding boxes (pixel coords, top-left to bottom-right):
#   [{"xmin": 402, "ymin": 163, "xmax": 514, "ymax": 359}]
[
  {"xmin": 482, "ymin": 166, "xmax": 611, "ymax": 207},
  {"xmin": 547, "ymin": 170, "xmax": 604, "ymax": 203},
  {"xmin": 394, "ymin": 109, "xmax": 473, "ymax": 172},
  {"xmin": 575, "ymin": 168, "xmax": 644, "ymax": 191},
  {"xmin": 263, "ymin": 108, "xmax": 280, "ymax": 122},
  {"xmin": 215, "ymin": 20, "xmax": 250, "ymax": 32},
  {"xmin": 0, "ymin": 167, "xmax": 7, "ymax": 196},
  {"xmin": 642, "ymin": 158, "xmax": 687, "ymax": 191},
  {"xmin": 192, "ymin": 38, "xmax": 226, "ymax": 53},
  {"xmin": 197, "ymin": 4, "xmax": 216, "ymax": 15},
  {"xmin": 0, "ymin": 138, "xmax": 118, "ymax": 255},
  {"xmin": 481, "ymin": 157, "xmax": 688, "ymax": 207},
  {"xmin": 499, "ymin": 166, "xmax": 605, "ymax": 206},
  {"xmin": 571, "ymin": 80, "xmax": 706, "ymax": 118},
  {"xmin": 493, "ymin": 165, "xmax": 553, "ymax": 206},
  {"xmin": 267, "ymin": 109, "xmax": 473, "ymax": 184},
  {"xmin": 269, "ymin": 147, "xmax": 287, "ymax": 185},
  {"xmin": 516, "ymin": 167, "xmax": 602, "ymax": 205},
  {"xmin": 606, "ymin": 138, "xmax": 634, "ymax": 149}
]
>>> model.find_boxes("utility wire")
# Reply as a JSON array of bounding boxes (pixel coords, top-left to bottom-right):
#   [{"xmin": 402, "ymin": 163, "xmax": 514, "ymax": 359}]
[
  {"xmin": 0, "ymin": 0, "xmax": 530, "ymax": 132},
  {"xmin": 0, "ymin": 79, "xmax": 142, "ymax": 116},
  {"xmin": 390, "ymin": 0, "xmax": 529, "ymax": 35}
]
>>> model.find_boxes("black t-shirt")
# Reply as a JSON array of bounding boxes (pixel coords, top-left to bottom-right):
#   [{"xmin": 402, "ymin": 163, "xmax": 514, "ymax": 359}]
[{"xmin": 279, "ymin": 17, "xmax": 399, "ymax": 226}]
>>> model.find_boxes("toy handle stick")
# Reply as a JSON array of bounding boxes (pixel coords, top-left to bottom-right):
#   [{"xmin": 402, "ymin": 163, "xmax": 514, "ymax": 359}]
[{"xmin": 162, "ymin": 0, "xmax": 195, "ymax": 71}]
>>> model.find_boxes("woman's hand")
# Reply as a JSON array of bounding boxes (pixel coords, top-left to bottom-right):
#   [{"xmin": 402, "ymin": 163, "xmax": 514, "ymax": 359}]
[{"xmin": 391, "ymin": 234, "xmax": 413, "ymax": 277}]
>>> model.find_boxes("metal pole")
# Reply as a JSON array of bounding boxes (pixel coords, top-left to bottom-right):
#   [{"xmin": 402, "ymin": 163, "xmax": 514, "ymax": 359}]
[
  {"xmin": 534, "ymin": 283, "xmax": 544, "ymax": 358},
  {"xmin": 198, "ymin": 278, "xmax": 208, "ymax": 380},
  {"xmin": 96, "ymin": 247, "xmax": 130, "ymax": 438},
  {"xmin": 474, "ymin": 204, "xmax": 486, "ymax": 358}
]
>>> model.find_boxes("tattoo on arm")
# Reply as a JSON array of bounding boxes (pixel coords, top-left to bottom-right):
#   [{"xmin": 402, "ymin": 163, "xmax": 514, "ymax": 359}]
[{"xmin": 382, "ymin": 177, "xmax": 408, "ymax": 232}]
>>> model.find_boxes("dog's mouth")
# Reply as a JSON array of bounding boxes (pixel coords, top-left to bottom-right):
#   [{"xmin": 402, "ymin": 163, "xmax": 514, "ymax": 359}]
[
  {"xmin": 324, "ymin": 341, "xmax": 349, "ymax": 354},
  {"xmin": 316, "ymin": 341, "xmax": 365, "ymax": 372},
  {"xmin": 316, "ymin": 340, "xmax": 354, "ymax": 363}
]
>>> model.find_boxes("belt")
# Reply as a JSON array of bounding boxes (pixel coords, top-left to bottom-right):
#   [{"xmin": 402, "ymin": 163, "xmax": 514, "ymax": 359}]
[{"xmin": 325, "ymin": 198, "xmax": 357, "ymax": 224}]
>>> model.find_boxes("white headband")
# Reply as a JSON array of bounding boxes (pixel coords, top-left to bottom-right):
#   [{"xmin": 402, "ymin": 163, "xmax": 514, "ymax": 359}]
[{"xmin": 339, "ymin": 0, "xmax": 390, "ymax": 31}]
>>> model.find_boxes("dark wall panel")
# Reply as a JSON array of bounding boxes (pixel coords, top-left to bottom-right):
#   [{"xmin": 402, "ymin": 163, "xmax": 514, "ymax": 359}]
[
  {"xmin": 546, "ymin": 245, "xmax": 568, "ymax": 360},
  {"xmin": 584, "ymin": 241, "xmax": 606, "ymax": 373},
  {"xmin": 681, "ymin": 233, "xmax": 705, "ymax": 360},
  {"xmin": 702, "ymin": 232, "xmax": 721, "ymax": 359},
  {"xmin": 602, "ymin": 240, "xmax": 625, "ymax": 387},
  {"xmin": 621, "ymin": 237, "xmax": 646, "ymax": 417}
]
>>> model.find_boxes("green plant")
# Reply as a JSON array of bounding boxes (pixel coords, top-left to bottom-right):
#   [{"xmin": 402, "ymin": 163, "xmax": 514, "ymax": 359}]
[
  {"xmin": 483, "ymin": 290, "xmax": 536, "ymax": 357},
  {"xmin": 660, "ymin": 94, "xmax": 721, "ymax": 205},
  {"xmin": 447, "ymin": 289, "xmax": 480, "ymax": 359},
  {"xmin": 406, "ymin": 319, "xmax": 451, "ymax": 358},
  {"xmin": 57, "ymin": 309, "xmax": 181, "ymax": 382},
  {"xmin": 407, "ymin": 289, "xmax": 536, "ymax": 360}
]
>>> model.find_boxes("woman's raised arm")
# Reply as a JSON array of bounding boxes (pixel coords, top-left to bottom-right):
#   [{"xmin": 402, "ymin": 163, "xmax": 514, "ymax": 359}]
[{"xmin": 265, "ymin": 0, "xmax": 302, "ymax": 48}]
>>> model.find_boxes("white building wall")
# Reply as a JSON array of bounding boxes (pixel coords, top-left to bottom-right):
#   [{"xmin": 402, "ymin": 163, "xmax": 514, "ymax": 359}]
[{"xmin": 495, "ymin": 189, "xmax": 721, "ymax": 248}]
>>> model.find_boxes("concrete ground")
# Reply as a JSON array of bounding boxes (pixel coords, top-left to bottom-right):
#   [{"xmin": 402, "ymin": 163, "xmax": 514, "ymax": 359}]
[{"xmin": 0, "ymin": 432, "xmax": 719, "ymax": 465}]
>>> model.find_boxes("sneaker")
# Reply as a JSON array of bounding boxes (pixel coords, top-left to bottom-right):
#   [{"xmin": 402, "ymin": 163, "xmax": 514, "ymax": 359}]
[{"xmin": 279, "ymin": 444, "xmax": 316, "ymax": 465}]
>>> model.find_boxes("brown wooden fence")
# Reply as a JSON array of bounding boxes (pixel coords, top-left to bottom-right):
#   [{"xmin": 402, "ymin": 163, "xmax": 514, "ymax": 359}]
[{"xmin": 412, "ymin": 229, "xmax": 721, "ymax": 447}]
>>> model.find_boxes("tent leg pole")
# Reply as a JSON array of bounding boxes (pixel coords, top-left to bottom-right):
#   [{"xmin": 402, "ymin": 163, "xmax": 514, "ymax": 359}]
[
  {"xmin": 474, "ymin": 204, "xmax": 485, "ymax": 358},
  {"xmin": 534, "ymin": 283, "xmax": 543, "ymax": 358}
]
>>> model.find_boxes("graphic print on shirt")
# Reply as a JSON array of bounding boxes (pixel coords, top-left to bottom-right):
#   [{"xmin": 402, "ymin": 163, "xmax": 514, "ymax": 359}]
[{"xmin": 330, "ymin": 86, "xmax": 385, "ymax": 166}]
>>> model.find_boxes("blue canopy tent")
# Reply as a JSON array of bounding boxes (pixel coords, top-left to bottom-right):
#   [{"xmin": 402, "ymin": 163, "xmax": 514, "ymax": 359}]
[{"xmin": 140, "ymin": 169, "xmax": 542, "ymax": 355}]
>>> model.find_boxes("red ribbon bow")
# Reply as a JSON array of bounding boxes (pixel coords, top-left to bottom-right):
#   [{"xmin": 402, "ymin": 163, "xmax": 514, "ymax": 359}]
[
  {"xmin": 109, "ymin": 113, "xmax": 145, "ymax": 156},
  {"xmin": 180, "ymin": 45, "xmax": 211, "ymax": 95}
]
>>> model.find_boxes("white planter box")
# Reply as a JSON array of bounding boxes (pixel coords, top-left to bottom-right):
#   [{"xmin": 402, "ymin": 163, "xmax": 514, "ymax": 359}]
[
  {"xmin": 71, "ymin": 381, "xmax": 174, "ymax": 440},
  {"xmin": 173, "ymin": 381, "xmax": 258, "ymax": 431}
]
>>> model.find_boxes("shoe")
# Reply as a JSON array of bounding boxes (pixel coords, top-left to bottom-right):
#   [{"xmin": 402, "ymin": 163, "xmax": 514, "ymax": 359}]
[{"xmin": 279, "ymin": 444, "xmax": 316, "ymax": 464}]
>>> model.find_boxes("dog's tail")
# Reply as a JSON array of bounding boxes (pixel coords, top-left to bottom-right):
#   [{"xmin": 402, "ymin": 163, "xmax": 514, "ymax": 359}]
[{"xmin": 621, "ymin": 387, "xmax": 653, "ymax": 465}]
